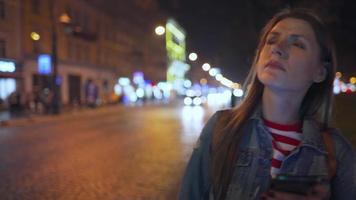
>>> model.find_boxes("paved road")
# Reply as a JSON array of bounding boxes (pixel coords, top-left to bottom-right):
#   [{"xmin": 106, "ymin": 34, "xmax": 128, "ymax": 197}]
[{"xmin": 0, "ymin": 104, "xmax": 217, "ymax": 200}]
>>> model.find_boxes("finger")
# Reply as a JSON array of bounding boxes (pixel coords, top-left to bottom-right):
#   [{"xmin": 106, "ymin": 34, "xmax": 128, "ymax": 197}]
[
  {"xmin": 268, "ymin": 190, "xmax": 307, "ymax": 200},
  {"xmin": 306, "ymin": 184, "xmax": 329, "ymax": 199}
]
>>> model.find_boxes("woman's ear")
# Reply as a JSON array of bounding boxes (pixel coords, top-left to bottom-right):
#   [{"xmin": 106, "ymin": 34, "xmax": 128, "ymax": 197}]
[{"xmin": 313, "ymin": 64, "xmax": 327, "ymax": 83}]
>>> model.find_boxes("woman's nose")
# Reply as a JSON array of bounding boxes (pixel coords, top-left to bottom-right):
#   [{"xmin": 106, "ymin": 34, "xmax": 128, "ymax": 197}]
[{"xmin": 271, "ymin": 42, "xmax": 288, "ymax": 59}]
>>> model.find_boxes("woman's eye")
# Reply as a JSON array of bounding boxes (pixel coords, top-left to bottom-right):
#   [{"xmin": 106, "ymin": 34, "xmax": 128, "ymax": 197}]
[
  {"xmin": 266, "ymin": 38, "xmax": 275, "ymax": 45},
  {"xmin": 293, "ymin": 42, "xmax": 305, "ymax": 49}
]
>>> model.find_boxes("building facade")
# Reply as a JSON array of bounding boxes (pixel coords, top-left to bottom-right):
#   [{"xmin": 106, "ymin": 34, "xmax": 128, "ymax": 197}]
[{"xmin": 0, "ymin": 0, "xmax": 167, "ymax": 110}]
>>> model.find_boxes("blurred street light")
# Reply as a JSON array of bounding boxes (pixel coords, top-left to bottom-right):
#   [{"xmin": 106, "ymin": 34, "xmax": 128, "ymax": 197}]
[
  {"xmin": 232, "ymin": 83, "xmax": 241, "ymax": 89},
  {"xmin": 30, "ymin": 32, "xmax": 40, "ymax": 41},
  {"xmin": 202, "ymin": 63, "xmax": 211, "ymax": 71},
  {"xmin": 220, "ymin": 77, "xmax": 233, "ymax": 88},
  {"xmin": 188, "ymin": 52, "xmax": 198, "ymax": 61},
  {"xmin": 233, "ymin": 89, "xmax": 244, "ymax": 97},
  {"xmin": 209, "ymin": 68, "xmax": 219, "ymax": 77},
  {"xmin": 200, "ymin": 78, "xmax": 207, "ymax": 85},
  {"xmin": 59, "ymin": 13, "xmax": 71, "ymax": 24},
  {"xmin": 155, "ymin": 25, "xmax": 165, "ymax": 35},
  {"xmin": 215, "ymin": 74, "xmax": 223, "ymax": 81},
  {"xmin": 350, "ymin": 77, "xmax": 356, "ymax": 84},
  {"xmin": 184, "ymin": 79, "xmax": 192, "ymax": 88},
  {"xmin": 336, "ymin": 71, "xmax": 342, "ymax": 78}
]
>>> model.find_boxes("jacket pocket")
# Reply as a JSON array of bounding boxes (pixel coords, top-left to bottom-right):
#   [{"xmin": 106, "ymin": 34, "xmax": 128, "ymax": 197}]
[
  {"xmin": 236, "ymin": 150, "xmax": 252, "ymax": 167},
  {"xmin": 226, "ymin": 150, "xmax": 254, "ymax": 199},
  {"xmin": 231, "ymin": 150, "xmax": 253, "ymax": 183}
]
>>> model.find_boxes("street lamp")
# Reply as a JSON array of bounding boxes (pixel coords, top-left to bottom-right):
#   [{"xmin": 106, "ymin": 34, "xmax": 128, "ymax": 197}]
[
  {"xmin": 30, "ymin": 32, "xmax": 40, "ymax": 41},
  {"xmin": 215, "ymin": 74, "xmax": 223, "ymax": 81},
  {"xmin": 155, "ymin": 25, "xmax": 165, "ymax": 36},
  {"xmin": 188, "ymin": 52, "xmax": 197, "ymax": 61},
  {"xmin": 209, "ymin": 68, "xmax": 219, "ymax": 77},
  {"xmin": 202, "ymin": 63, "xmax": 211, "ymax": 71}
]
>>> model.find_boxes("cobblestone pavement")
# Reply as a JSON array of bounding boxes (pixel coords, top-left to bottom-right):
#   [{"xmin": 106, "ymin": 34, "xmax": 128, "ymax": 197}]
[{"xmin": 0, "ymin": 104, "xmax": 217, "ymax": 200}]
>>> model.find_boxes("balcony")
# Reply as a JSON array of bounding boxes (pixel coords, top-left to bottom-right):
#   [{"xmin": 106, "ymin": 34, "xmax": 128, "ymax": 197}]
[{"xmin": 59, "ymin": 13, "xmax": 97, "ymax": 42}]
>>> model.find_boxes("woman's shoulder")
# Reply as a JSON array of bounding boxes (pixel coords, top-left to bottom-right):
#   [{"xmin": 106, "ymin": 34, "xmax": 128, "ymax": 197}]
[
  {"xmin": 303, "ymin": 118, "xmax": 354, "ymax": 155},
  {"xmin": 198, "ymin": 109, "xmax": 232, "ymax": 141},
  {"xmin": 329, "ymin": 127, "xmax": 355, "ymax": 156}
]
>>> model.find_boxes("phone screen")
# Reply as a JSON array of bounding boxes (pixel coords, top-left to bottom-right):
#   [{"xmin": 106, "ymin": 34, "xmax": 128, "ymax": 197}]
[{"xmin": 270, "ymin": 175, "xmax": 328, "ymax": 195}]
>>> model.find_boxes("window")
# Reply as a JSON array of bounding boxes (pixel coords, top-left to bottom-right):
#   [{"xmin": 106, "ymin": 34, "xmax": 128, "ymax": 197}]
[
  {"xmin": 0, "ymin": 39, "xmax": 6, "ymax": 57},
  {"xmin": 67, "ymin": 40, "xmax": 73, "ymax": 60},
  {"xmin": 0, "ymin": 0, "xmax": 5, "ymax": 19},
  {"xmin": 32, "ymin": 41, "xmax": 40, "ymax": 54},
  {"xmin": 32, "ymin": 0, "xmax": 40, "ymax": 15},
  {"xmin": 76, "ymin": 44, "xmax": 80, "ymax": 62}
]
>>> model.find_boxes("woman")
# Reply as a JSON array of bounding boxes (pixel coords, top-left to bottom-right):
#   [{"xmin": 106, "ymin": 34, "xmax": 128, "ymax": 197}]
[{"xmin": 179, "ymin": 8, "xmax": 355, "ymax": 200}]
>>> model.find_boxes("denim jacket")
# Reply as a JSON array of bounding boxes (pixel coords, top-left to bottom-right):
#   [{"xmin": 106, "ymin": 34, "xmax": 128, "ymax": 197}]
[{"xmin": 178, "ymin": 110, "xmax": 356, "ymax": 200}]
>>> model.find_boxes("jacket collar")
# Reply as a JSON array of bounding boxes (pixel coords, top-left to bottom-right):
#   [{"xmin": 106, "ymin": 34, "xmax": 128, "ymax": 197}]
[{"xmin": 248, "ymin": 105, "xmax": 327, "ymax": 153}]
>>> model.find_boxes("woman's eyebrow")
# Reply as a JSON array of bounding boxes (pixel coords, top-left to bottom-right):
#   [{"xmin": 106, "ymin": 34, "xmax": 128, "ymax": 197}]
[
  {"xmin": 267, "ymin": 31, "xmax": 280, "ymax": 37},
  {"xmin": 289, "ymin": 34, "xmax": 311, "ymax": 43},
  {"xmin": 268, "ymin": 31, "xmax": 310, "ymax": 41},
  {"xmin": 290, "ymin": 34, "xmax": 307, "ymax": 39}
]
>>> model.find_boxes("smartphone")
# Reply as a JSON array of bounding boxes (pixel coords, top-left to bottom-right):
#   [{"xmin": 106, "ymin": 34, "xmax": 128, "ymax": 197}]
[{"xmin": 269, "ymin": 175, "xmax": 328, "ymax": 195}]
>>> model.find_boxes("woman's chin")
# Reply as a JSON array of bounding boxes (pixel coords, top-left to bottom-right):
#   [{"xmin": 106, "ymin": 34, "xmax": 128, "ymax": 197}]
[{"xmin": 259, "ymin": 73, "xmax": 282, "ymax": 85}]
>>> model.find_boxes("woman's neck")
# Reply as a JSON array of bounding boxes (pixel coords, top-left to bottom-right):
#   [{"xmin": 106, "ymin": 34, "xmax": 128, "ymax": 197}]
[{"xmin": 262, "ymin": 87, "xmax": 304, "ymax": 125}]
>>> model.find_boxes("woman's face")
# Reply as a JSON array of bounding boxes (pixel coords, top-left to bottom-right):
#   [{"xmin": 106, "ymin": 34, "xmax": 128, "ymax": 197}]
[{"xmin": 256, "ymin": 18, "xmax": 326, "ymax": 94}]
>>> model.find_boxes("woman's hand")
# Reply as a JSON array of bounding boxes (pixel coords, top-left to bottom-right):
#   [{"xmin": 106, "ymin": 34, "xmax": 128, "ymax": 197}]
[{"xmin": 261, "ymin": 184, "xmax": 329, "ymax": 200}]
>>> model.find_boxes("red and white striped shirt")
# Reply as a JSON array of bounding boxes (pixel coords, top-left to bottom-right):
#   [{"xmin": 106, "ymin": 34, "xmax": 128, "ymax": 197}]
[{"xmin": 263, "ymin": 118, "xmax": 302, "ymax": 177}]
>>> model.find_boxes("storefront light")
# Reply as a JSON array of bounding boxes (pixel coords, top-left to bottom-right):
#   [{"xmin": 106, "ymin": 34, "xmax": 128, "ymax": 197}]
[
  {"xmin": 114, "ymin": 84, "xmax": 122, "ymax": 96},
  {"xmin": 118, "ymin": 77, "xmax": 130, "ymax": 86},
  {"xmin": 0, "ymin": 60, "xmax": 16, "ymax": 73},
  {"xmin": 136, "ymin": 88, "xmax": 145, "ymax": 98}
]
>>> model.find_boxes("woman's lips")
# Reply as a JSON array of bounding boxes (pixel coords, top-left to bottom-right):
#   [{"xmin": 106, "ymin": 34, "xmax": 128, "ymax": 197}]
[{"xmin": 265, "ymin": 60, "xmax": 286, "ymax": 71}]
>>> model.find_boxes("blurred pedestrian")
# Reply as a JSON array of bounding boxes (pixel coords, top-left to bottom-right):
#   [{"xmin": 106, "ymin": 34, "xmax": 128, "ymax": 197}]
[
  {"xmin": 29, "ymin": 86, "xmax": 42, "ymax": 114},
  {"xmin": 8, "ymin": 90, "xmax": 23, "ymax": 117},
  {"xmin": 85, "ymin": 79, "xmax": 98, "ymax": 108},
  {"xmin": 179, "ymin": 8, "xmax": 355, "ymax": 200},
  {"xmin": 41, "ymin": 88, "xmax": 53, "ymax": 114}
]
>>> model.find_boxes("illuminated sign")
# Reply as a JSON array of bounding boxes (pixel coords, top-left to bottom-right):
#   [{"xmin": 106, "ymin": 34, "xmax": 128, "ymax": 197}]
[
  {"xmin": 165, "ymin": 19, "xmax": 189, "ymax": 89},
  {"xmin": 166, "ymin": 19, "xmax": 186, "ymax": 62},
  {"xmin": 38, "ymin": 54, "xmax": 52, "ymax": 74},
  {"xmin": 0, "ymin": 60, "xmax": 16, "ymax": 73}
]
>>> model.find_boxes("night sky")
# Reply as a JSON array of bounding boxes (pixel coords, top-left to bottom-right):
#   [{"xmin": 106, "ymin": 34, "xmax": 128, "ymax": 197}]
[{"xmin": 159, "ymin": 0, "xmax": 356, "ymax": 83}]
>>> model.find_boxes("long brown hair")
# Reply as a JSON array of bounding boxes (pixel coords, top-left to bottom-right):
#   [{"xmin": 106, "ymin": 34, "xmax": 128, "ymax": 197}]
[{"xmin": 211, "ymin": 8, "xmax": 337, "ymax": 199}]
